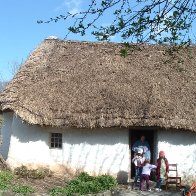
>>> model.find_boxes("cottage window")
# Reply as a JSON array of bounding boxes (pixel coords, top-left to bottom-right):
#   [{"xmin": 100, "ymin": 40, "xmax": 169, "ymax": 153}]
[{"xmin": 50, "ymin": 133, "xmax": 62, "ymax": 149}]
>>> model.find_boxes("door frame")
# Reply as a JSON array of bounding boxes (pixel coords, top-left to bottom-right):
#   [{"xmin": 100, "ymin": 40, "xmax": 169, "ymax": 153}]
[{"xmin": 128, "ymin": 127, "xmax": 158, "ymax": 179}]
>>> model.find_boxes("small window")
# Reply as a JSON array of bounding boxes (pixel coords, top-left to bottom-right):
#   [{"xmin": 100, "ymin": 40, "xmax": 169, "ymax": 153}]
[{"xmin": 50, "ymin": 133, "xmax": 62, "ymax": 149}]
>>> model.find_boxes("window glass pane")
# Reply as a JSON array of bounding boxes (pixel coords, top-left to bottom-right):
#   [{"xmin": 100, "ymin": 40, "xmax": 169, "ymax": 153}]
[{"xmin": 50, "ymin": 133, "xmax": 62, "ymax": 149}]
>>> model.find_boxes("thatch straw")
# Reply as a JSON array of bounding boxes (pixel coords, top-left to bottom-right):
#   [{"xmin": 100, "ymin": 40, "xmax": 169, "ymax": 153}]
[{"xmin": 0, "ymin": 38, "xmax": 195, "ymax": 131}]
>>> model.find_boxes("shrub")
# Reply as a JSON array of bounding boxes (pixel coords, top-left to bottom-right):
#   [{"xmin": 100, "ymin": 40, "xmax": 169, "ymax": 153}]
[
  {"xmin": 14, "ymin": 165, "xmax": 52, "ymax": 179},
  {"xmin": 95, "ymin": 174, "xmax": 118, "ymax": 190},
  {"xmin": 49, "ymin": 187, "xmax": 67, "ymax": 196},
  {"xmin": 0, "ymin": 170, "xmax": 14, "ymax": 190},
  {"xmin": 14, "ymin": 165, "xmax": 28, "ymax": 178},
  {"xmin": 74, "ymin": 172, "xmax": 94, "ymax": 182},
  {"xmin": 49, "ymin": 172, "xmax": 117, "ymax": 196},
  {"xmin": 12, "ymin": 185, "xmax": 34, "ymax": 195},
  {"xmin": 28, "ymin": 168, "xmax": 52, "ymax": 179}
]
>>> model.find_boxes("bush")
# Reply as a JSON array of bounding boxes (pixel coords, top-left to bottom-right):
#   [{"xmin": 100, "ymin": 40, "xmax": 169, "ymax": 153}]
[
  {"xmin": 12, "ymin": 185, "xmax": 34, "ymax": 195},
  {"xmin": 14, "ymin": 165, "xmax": 28, "ymax": 178},
  {"xmin": 14, "ymin": 165, "xmax": 52, "ymax": 179},
  {"xmin": 49, "ymin": 172, "xmax": 117, "ymax": 196},
  {"xmin": 0, "ymin": 170, "xmax": 14, "ymax": 190},
  {"xmin": 73, "ymin": 172, "xmax": 94, "ymax": 182},
  {"xmin": 95, "ymin": 175, "xmax": 117, "ymax": 190},
  {"xmin": 49, "ymin": 187, "xmax": 67, "ymax": 196}
]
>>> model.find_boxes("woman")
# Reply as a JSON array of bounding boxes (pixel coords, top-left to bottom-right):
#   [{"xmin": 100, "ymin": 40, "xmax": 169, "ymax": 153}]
[{"xmin": 155, "ymin": 150, "xmax": 169, "ymax": 192}]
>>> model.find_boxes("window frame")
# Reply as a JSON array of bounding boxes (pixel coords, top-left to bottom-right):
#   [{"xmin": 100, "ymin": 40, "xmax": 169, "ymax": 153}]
[{"xmin": 50, "ymin": 132, "xmax": 63, "ymax": 149}]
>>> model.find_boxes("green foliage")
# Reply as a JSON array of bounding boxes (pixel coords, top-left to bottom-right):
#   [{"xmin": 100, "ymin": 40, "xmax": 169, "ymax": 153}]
[
  {"xmin": 120, "ymin": 43, "xmax": 142, "ymax": 57},
  {"xmin": 12, "ymin": 185, "xmax": 34, "ymax": 195},
  {"xmin": 0, "ymin": 171, "xmax": 35, "ymax": 195},
  {"xmin": 14, "ymin": 165, "xmax": 52, "ymax": 179},
  {"xmin": 38, "ymin": 0, "xmax": 196, "ymax": 45},
  {"xmin": 72, "ymin": 171, "xmax": 94, "ymax": 182},
  {"xmin": 49, "ymin": 172, "xmax": 117, "ymax": 196},
  {"xmin": 95, "ymin": 175, "xmax": 117, "ymax": 190},
  {"xmin": 0, "ymin": 170, "xmax": 14, "ymax": 190},
  {"xmin": 49, "ymin": 187, "xmax": 67, "ymax": 196},
  {"xmin": 120, "ymin": 48, "xmax": 128, "ymax": 58}
]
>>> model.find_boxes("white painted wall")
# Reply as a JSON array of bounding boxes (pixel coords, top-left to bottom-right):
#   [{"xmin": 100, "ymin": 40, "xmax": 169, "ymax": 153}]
[
  {"xmin": 0, "ymin": 112, "xmax": 13, "ymax": 159},
  {"xmin": 3, "ymin": 114, "xmax": 195, "ymax": 183},
  {"xmin": 5, "ymin": 115, "xmax": 129, "ymax": 177},
  {"xmin": 157, "ymin": 129, "xmax": 196, "ymax": 184}
]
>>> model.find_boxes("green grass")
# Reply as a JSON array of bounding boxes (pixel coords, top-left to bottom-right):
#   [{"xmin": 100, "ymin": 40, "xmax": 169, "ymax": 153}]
[
  {"xmin": 12, "ymin": 185, "xmax": 34, "ymax": 195},
  {"xmin": 0, "ymin": 170, "xmax": 14, "ymax": 190},
  {"xmin": 0, "ymin": 169, "xmax": 117, "ymax": 196},
  {"xmin": 0, "ymin": 170, "xmax": 35, "ymax": 195}
]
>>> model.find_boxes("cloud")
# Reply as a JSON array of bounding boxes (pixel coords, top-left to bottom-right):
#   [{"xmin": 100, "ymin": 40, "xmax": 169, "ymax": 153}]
[
  {"xmin": 64, "ymin": 0, "xmax": 81, "ymax": 8},
  {"xmin": 69, "ymin": 8, "xmax": 79, "ymax": 15},
  {"xmin": 55, "ymin": 0, "xmax": 82, "ymax": 13}
]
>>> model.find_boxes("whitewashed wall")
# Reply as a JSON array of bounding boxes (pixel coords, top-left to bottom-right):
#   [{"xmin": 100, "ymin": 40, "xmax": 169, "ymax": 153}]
[
  {"xmin": 3, "ymin": 114, "xmax": 129, "ymax": 177},
  {"xmin": 0, "ymin": 112, "xmax": 13, "ymax": 159},
  {"xmin": 157, "ymin": 129, "xmax": 196, "ymax": 184}
]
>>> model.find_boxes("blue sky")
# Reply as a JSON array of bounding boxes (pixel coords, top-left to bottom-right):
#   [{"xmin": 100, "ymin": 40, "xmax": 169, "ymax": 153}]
[
  {"xmin": 0, "ymin": 0, "xmax": 98, "ymax": 81},
  {"xmin": 0, "ymin": 0, "xmax": 196, "ymax": 81}
]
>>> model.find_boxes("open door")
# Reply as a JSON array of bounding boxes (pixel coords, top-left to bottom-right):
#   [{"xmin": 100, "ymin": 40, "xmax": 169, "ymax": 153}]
[{"xmin": 129, "ymin": 128, "xmax": 155, "ymax": 179}]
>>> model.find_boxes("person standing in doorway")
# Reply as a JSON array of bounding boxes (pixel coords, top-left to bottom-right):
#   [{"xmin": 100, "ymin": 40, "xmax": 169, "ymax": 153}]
[
  {"xmin": 132, "ymin": 135, "xmax": 151, "ymax": 161},
  {"xmin": 132, "ymin": 148, "xmax": 145, "ymax": 188}
]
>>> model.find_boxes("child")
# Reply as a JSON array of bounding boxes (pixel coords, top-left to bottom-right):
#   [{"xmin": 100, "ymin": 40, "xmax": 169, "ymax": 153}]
[
  {"xmin": 155, "ymin": 150, "xmax": 169, "ymax": 192},
  {"xmin": 140, "ymin": 160, "xmax": 156, "ymax": 192},
  {"xmin": 132, "ymin": 148, "xmax": 145, "ymax": 188},
  {"xmin": 183, "ymin": 182, "xmax": 196, "ymax": 196}
]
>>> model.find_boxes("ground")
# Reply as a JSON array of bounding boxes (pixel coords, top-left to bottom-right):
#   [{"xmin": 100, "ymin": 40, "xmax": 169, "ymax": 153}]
[
  {"xmin": 12, "ymin": 175, "xmax": 66, "ymax": 194},
  {"xmin": 0, "ymin": 159, "xmax": 194, "ymax": 195},
  {"xmin": 0, "ymin": 178, "xmax": 186, "ymax": 195},
  {"xmin": 7, "ymin": 177, "xmax": 187, "ymax": 195},
  {"xmin": 0, "ymin": 157, "xmax": 66, "ymax": 195}
]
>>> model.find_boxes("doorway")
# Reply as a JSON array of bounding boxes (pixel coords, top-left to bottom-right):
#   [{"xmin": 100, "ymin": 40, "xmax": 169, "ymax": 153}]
[{"xmin": 129, "ymin": 128, "xmax": 156, "ymax": 178}]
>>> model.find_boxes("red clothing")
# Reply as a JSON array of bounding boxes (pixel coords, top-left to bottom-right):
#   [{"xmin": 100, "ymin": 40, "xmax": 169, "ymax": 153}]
[
  {"xmin": 185, "ymin": 182, "xmax": 196, "ymax": 196},
  {"xmin": 156, "ymin": 157, "xmax": 169, "ymax": 180}
]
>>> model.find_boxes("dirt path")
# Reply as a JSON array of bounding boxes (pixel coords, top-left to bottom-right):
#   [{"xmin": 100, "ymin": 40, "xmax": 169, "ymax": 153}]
[{"xmin": 117, "ymin": 188, "xmax": 182, "ymax": 196}]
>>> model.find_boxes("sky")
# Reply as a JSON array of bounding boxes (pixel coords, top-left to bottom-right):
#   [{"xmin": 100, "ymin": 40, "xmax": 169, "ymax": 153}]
[
  {"xmin": 0, "ymin": 0, "xmax": 196, "ymax": 81},
  {"xmin": 0, "ymin": 0, "xmax": 99, "ymax": 81}
]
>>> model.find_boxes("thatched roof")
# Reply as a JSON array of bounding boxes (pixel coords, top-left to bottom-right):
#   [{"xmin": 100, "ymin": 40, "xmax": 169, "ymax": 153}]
[{"xmin": 0, "ymin": 37, "xmax": 195, "ymax": 131}]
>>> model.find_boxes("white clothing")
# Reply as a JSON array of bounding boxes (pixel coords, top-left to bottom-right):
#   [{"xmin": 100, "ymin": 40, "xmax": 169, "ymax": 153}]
[
  {"xmin": 132, "ymin": 155, "xmax": 145, "ymax": 167},
  {"xmin": 142, "ymin": 163, "xmax": 157, "ymax": 175}
]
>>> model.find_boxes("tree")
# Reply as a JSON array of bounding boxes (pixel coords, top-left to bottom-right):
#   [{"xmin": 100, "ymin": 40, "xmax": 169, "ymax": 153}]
[
  {"xmin": 38, "ymin": 0, "xmax": 196, "ymax": 45},
  {"xmin": 8, "ymin": 60, "xmax": 23, "ymax": 77},
  {"xmin": 0, "ymin": 60, "xmax": 22, "ymax": 88}
]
